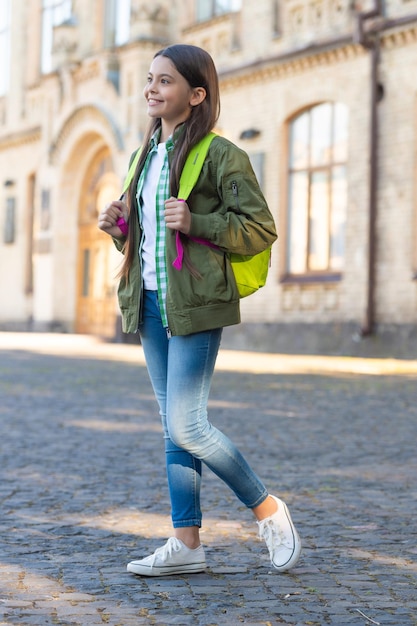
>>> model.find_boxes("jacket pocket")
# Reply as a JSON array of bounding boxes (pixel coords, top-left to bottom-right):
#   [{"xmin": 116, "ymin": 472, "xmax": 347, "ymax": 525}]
[{"xmin": 182, "ymin": 241, "xmax": 237, "ymax": 304}]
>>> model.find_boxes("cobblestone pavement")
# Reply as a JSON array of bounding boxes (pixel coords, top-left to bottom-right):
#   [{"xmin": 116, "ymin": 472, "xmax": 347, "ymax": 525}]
[{"xmin": 0, "ymin": 332, "xmax": 416, "ymax": 626}]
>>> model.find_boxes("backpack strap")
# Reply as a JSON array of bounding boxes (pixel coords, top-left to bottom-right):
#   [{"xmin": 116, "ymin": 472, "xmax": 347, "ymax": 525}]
[
  {"xmin": 172, "ymin": 132, "xmax": 217, "ymax": 270},
  {"xmin": 177, "ymin": 132, "xmax": 217, "ymax": 200},
  {"xmin": 122, "ymin": 147, "xmax": 142, "ymax": 195}
]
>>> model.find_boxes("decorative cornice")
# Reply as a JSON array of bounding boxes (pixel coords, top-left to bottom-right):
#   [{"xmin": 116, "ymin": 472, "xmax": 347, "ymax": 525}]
[
  {"xmin": 218, "ymin": 18, "xmax": 417, "ymax": 89},
  {"xmin": 130, "ymin": 3, "xmax": 169, "ymax": 25},
  {"xmin": 49, "ymin": 104, "xmax": 124, "ymax": 165},
  {"xmin": 183, "ymin": 12, "xmax": 232, "ymax": 36},
  {"xmin": 72, "ymin": 60, "xmax": 101, "ymax": 83},
  {"xmin": 381, "ymin": 23, "xmax": 417, "ymax": 48},
  {"xmin": 219, "ymin": 40, "xmax": 364, "ymax": 88},
  {"xmin": 0, "ymin": 126, "xmax": 41, "ymax": 151}
]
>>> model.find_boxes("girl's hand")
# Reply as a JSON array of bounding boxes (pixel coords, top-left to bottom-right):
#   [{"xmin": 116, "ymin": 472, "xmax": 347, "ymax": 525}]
[
  {"xmin": 164, "ymin": 197, "xmax": 191, "ymax": 235},
  {"xmin": 98, "ymin": 200, "xmax": 128, "ymax": 238}
]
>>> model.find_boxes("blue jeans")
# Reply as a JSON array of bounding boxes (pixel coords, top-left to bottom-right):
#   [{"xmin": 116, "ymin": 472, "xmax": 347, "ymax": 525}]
[{"xmin": 138, "ymin": 290, "xmax": 268, "ymax": 528}]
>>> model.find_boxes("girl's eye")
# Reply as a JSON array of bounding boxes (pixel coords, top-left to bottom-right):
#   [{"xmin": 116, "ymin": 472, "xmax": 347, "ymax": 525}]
[{"xmin": 161, "ymin": 78, "xmax": 169, "ymax": 84}]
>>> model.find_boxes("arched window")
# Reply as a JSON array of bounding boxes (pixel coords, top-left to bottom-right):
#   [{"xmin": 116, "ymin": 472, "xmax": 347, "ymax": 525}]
[{"xmin": 286, "ymin": 102, "xmax": 348, "ymax": 277}]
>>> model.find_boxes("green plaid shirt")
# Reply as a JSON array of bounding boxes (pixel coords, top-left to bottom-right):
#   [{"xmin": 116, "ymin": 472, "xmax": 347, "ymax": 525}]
[{"xmin": 136, "ymin": 131, "xmax": 174, "ymax": 329}]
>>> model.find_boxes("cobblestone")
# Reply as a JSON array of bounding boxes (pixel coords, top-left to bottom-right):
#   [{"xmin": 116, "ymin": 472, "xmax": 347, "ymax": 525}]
[{"xmin": 0, "ymin": 332, "xmax": 416, "ymax": 625}]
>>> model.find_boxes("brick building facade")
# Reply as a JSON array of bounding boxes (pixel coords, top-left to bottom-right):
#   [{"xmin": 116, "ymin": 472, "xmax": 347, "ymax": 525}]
[{"xmin": 0, "ymin": 0, "xmax": 416, "ymax": 344}]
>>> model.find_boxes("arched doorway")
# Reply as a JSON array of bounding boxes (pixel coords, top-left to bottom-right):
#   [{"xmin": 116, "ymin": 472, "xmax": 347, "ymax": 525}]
[{"xmin": 75, "ymin": 147, "xmax": 121, "ymax": 337}]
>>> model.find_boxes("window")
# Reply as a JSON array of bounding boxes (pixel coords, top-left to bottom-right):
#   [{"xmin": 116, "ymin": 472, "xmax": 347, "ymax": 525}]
[
  {"xmin": 104, "ymin": 0, "xmax": 131, "ymax": 47},
  {"xmin": 196, "ymin": 0, "xmax": 241, "ymax": 22},
  {"xmin": 0, "ymin": 0, "xmax": 11, "ymax": 96},
  {"xmin": 286, "ymin": 102, "xmax": 348, "ymax": 276},
  {"xmin": 41, "ymin": 0, "xmax": 72, "ymax": 74},
  {"xmin": 4, "ymin": 197, "xmax": 16, "ymax": 244}
]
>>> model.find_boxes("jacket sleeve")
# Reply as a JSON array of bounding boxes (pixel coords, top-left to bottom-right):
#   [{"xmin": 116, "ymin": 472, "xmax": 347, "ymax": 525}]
[{"xmin": 188, "ymin": 138, "xmax": 277, "ymax": 256}]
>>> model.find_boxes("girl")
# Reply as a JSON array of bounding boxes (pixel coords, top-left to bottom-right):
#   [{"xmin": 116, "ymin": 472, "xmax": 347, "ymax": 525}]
[{"xmin": 98, "ymin": 44, "xmax": 301, "ymax": 576}]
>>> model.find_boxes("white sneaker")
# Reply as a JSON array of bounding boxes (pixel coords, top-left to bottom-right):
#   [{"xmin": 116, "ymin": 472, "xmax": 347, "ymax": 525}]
[
  {"xmin": 257, "ymin": 495, "xmax": 301, "ymax": 572},
  {"xmin": 127, "ymin": 537, "xmax": 206, "ymax": 577}
]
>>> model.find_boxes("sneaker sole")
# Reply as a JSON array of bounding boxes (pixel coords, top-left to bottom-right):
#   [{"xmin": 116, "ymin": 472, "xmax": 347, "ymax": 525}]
[{"xmin": 127, "ymin": 561, "xmax": 207, "ymax": 576}]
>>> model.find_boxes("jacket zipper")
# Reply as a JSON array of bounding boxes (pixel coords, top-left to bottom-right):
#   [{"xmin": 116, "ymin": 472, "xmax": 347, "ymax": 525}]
[{"xmin": 231, "ymin": 181, "xmax": 240, "ymax": 210}]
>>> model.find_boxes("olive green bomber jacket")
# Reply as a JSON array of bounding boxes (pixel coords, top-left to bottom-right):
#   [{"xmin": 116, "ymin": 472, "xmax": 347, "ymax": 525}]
[{"xmin": 114, "ymin": 135, "xmax": 277, "ymax": 336}]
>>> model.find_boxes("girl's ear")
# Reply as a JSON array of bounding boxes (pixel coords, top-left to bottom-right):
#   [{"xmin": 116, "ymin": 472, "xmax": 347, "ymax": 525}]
[{"xmin": 190, "ymin": 87, "xmax": 207, "ymax": 107}]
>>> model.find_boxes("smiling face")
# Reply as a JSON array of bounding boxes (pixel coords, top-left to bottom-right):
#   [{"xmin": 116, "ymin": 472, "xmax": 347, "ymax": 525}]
[{"xmin": 143, "ymin": 55, "xmax": 206, "ymax": 140}]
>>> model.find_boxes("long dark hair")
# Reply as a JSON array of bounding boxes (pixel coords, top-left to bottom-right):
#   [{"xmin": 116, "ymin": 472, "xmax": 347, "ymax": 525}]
[{"xmin": 119, "ymin": 44, "xmax": 220, "ymax": 282}]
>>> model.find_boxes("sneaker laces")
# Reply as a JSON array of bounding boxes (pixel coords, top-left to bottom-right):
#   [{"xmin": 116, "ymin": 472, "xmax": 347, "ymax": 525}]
[
  {"xmin": 149, "ymin": 537, "xmax": 183, "ymax": 566},
  {"xmin": 258, "ymin": 518, "xmax": 287, "ymax": 554}
]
